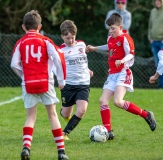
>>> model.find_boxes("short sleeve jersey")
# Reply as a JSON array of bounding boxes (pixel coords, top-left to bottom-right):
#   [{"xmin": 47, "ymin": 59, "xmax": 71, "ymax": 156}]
[
  {"xmin": 60, "ymin": 40, "xmax": 90, "ymax": 85},
  {"xmin": 107, "ymin": 33, "xmax": 135, "ymax": 74}
]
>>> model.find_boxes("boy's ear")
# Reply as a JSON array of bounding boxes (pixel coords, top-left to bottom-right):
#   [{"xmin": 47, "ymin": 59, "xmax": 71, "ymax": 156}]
[
  {"xmin": 120, "ymin": 25, "xmax": 123, "ymax": 30},
  {"xmin": 37, "ymin": 24, "xmax": 42, "ymax": 31},
  {"xmin": 22, "ymin": 24, "xmax": 27, "ymax": 32}
]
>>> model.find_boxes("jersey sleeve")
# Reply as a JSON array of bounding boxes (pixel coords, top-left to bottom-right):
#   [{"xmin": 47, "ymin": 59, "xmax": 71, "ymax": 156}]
[
  {"xmin": 46, "ymin": 40, "xmax": 66, "ymax": 86},
  {"xmin": 123, "ymin": 34, "xmax": 135, "ymax": 56},
  {"xmin": 10, "ymin": 42, "xmax": 22, "ymax": 78}
]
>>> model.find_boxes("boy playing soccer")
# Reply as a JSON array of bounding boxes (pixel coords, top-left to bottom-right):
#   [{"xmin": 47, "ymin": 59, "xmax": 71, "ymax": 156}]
[
  {"xmin": 10, "ymin": 10, "xmax": 69, "ymax": 160},
  {"xmin": 59, "ymin": 20, "xmax": 93, "ymax": 140},
  {"xmin": 86, "ymin": 13, "xmax": 156, "ymax": 139}
]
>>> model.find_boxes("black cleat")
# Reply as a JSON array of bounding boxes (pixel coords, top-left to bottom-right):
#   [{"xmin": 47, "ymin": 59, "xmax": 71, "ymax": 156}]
[
  {"xmin": 145, "ymin": 111, "xmax": 156, "ymax": 131},
  {"xmin": 107, "ymin": 130, "xmax": 114, "ymax": 140},
  {"xmin": 58, "ymin": 150, "xmax": 69, "ymax": 160},
  {"xmin": 21, "ymin": 147, "xmax": 30, "ymax": 160}
]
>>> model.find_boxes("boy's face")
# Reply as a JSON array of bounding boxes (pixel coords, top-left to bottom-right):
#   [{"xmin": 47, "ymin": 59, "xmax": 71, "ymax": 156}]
[
  {"xmin": 61, "ymin": 32, "xmax": 76, "ymax": 47},
  {"xmin": 108, "ymin": 24, "xmax": 123, "ymax": 38}
]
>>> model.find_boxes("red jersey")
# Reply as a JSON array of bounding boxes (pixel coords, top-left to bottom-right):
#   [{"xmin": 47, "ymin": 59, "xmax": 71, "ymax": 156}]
[
  {"xmin": 107, "ymin": 33, "xmax": 135, "ymax": 74},
  {"xmin": 11, "ymin": 31, "xmax": 66, "ymax": 94}
]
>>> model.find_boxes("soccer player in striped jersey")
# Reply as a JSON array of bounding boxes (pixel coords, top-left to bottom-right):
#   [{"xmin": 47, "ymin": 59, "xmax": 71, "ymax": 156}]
[
  {"xmin": 86, "ymin": 13, "xmax": 156, "ymax": 140},
  {"xmin": 59, "ymin": 20, "xmax": 93, "ymax": 140},
  {"xmin": 10, "ymin": 10, "xmax": 69, "ymax": 160}
]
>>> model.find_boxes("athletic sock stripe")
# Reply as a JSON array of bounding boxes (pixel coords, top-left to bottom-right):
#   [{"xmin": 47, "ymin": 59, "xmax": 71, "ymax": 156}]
[
  {"xmin": 23, "ymin": 140, "xmax": 31, "ymax": 146},
  {"xmin": 123, "ymin": 101, "xmax": 130, "ymax": 110},
  {"xmin": 23, "ymin": 135, "xmax": 32, "ymax": 140},
  {"xmin": 54, "ymin": 136, "xmax": 63, "ymax": 141},
  {"xmin": 100, "ymin": 105, "xmax": 110, "ymax": 111},
  {"xmin": 56, "ymin": 142, "xmax": 64, "ymax": 146}
]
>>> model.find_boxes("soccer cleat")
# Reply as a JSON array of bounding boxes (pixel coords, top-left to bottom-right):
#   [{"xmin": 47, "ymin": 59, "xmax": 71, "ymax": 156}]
[
  {"xmin": 63, "ymin": 116, "xmax": 71, "ymax": 122},
  {"xmin": 21, "ymin": 146, "xmax": 30, "ymax": 160},
  {"xmin": 145, "ymin": 111, "xmax": 156, "ymax": 131},
  {"xmin": 58, "ymin": 150, "xmax": 69, "ymax": 160},
  {"xmin": 107, "ymin": 130, "xmax": 114, "ymax": 140},
  {"xmin": 63, "ymin": 132, "xmax": 70, "ymax": 140}
]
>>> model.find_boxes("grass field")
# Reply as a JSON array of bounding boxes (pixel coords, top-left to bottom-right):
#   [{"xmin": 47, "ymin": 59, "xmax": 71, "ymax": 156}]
[{"xmin": 0, "ymin": 87, "xmax": 163, "ymax": 160}]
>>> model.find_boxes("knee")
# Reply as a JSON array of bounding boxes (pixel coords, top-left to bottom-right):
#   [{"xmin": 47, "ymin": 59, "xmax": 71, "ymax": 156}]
[
  {"xmin": 99, "ymin": 97, "xmax": 108, "ymax": 106},
  {"xmin": 76, "ymin": 108, "xmax": 86, "ymax": 118},
  {"xmin": 114, "ymin": 99, "xmax": 122, "ymax": 108}
]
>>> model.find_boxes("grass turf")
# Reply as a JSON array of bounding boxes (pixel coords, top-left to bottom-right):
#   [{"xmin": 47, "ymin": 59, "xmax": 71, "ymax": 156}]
[{"xmin": 0, "ymin": 87, "xmax": 162, "ymax": 160}]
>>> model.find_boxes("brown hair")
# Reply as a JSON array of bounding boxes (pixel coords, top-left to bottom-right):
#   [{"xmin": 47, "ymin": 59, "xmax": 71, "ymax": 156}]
[
  {"xmin": 106, "ymin": 13, "xmax": 123, "ymax": 26},
  {"xmin": 23, "ymin": 10, "xmax": 42, "ymax": 30},
  {"xmin": 60, "ymin": 20, "xmax": 77, "ymax": 36}
]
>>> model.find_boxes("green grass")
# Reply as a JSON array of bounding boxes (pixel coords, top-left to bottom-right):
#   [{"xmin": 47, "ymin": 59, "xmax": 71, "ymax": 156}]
[{"xmin": 0, "ymin": 87, "xmax": 163, "ymax": 160}]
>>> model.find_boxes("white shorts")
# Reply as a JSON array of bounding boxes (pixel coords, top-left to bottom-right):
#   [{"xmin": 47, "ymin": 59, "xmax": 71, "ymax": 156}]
[
  {"xmin": 103, "ymin": 68, "xmax": 134, "ymax": 92},
  {"xmin": 22, "ymin": 83, "xmax": 59, "ymax": 108}
]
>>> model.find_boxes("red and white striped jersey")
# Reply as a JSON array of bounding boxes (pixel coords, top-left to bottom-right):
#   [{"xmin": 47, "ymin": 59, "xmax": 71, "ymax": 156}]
[
  {"xmin": 107, "ymin": 33, "xmax": 135, "ymax": 74},
  {"xmin": 11, "ymin": 30, "xmax": 66, "ymax": 94}
]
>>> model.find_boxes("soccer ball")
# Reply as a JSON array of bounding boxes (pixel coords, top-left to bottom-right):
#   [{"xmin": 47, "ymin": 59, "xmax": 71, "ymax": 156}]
[{"xmin": 89, "ymin": 125, "xmax": 109, "ymax": 142}]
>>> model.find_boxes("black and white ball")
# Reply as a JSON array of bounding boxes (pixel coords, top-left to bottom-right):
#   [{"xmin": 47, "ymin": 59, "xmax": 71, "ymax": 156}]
[{"xmin": 89, "ymin": 125, "xmax": 109, "ymax": 142}]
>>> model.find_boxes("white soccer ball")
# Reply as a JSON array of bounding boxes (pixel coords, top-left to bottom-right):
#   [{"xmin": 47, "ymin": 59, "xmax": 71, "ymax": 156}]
[{"xmin": 89, "ymin": 125, "xmax": 109, "ymax": 142}]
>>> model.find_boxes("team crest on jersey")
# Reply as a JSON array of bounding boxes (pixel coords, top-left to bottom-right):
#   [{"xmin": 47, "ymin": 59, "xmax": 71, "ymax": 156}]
[
  {"xmin": 78, "ymin": 48, "xmax": 84, "ymax": 54},
  {"xmin": 116, "ymin": 41, "xmax": 121, "ymax": 46}
]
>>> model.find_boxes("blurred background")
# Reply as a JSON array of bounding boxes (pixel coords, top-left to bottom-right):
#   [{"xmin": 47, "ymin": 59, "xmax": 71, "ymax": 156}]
[{"xmin": 0, "ymin": 0, "xmax": 157, "ymax": 88}]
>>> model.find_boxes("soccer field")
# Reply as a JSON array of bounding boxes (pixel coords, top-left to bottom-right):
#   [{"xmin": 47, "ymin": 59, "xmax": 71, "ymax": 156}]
[{"xmin": 0, "ymin": 87, "xmax": 162, "ymax": 160}]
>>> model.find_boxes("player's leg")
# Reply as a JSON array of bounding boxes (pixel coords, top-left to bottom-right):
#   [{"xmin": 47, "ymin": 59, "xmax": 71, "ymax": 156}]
[
  {"xmin": 115, "ymin": 69, "xmax": 156, "ymax": 131},
  {"xmin": 62, "ymin": 85, "xmax": 89, "ymax": 140},
  {"xmin": 99, "ymin": 89, "xmax": 114, "ymax": 140},
  {"xmin": 63, "ymin": 100, "xmax": 88, "ymax": 137},
  {"xmin": 21, "ymin": 90, "xmax": 39, "ymax": 160},
  {"xmin": 21, "ymin": 106, "xmax": 37, "ymax": 160},
  {"xmin": 46, "ymin": 104, "xmax": 68, "ymax": 160},
  {"xmin": 60, "ymin": 106, "xmax": 73, "ymax": 122},
  {"xmin": 42, "ymin": 84, "xmax": 69, "ymax": 160}
]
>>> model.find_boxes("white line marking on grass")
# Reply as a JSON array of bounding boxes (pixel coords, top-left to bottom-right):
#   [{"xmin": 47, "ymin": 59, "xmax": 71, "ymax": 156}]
[{"xmin": 0, "ymin": 96, "xmax": 22, "ymax": 106}]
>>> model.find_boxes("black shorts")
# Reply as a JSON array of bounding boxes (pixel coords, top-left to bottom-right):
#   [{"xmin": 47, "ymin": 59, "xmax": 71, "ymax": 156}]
[{"xmin": 61, "ymin": 84, "xmax": 90, "ymax": 107}]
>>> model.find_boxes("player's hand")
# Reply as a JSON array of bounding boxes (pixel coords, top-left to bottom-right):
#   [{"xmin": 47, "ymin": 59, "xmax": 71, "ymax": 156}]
[
  {"xmin": 89, "ymin": 70, "xmax": 94, "ymax": 77},
  {"xmin": 58, "ymin": 85, "xmax": 64, "ymax": 90},
  {"xmin": 86, "ymin": 45, "xmax": 97, "ymax": 53},
  {"xmin": 149, "ymin": 75, "xmax": 157, "ymax": 83},
  {"xmin": 115, "ymin": 60, "xmax": 124, "ymax": 67}
]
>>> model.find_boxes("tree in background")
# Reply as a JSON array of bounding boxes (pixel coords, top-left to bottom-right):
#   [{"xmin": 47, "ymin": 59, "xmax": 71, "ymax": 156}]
[{"xmin": 0, "ymin": 0, "xmax": 153, "ymax": 57}]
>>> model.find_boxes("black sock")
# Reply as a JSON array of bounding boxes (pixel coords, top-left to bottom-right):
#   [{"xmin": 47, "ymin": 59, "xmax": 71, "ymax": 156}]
[
  {"xmin": 63, "ymin": 114, "xmax": 81, "ymax": 134},
  {"xmin": 58, "ymin": 149, "xmax": 65, "ymax": 154}
]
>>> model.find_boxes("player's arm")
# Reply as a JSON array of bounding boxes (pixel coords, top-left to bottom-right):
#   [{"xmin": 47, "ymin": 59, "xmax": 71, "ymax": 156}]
[
  {"xmin": 116, "ymin": 36, "xmax": 134, "ymax": 67},
  {"xmin": 47, "ymin": 41, "xmax": 65, "ymax": 88},
  {"xmin": 149, "ymin": 50, "xmax": 163, "ymax": 83},
  {"xmin": 86, "ymin": 44, "xmax": 108, "ymax": 53},
  {"xmin": 10, "ymin": 43, "xmax": 22, "ymax": 78}
]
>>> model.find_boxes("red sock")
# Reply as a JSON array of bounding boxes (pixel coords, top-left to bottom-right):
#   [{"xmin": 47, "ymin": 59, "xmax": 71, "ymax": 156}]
[
  {"xmin": 123, "ymin": 101, "xmax": 148, "ymax": 118},
  {"xmin": 52, "ymin": 128, "xmax": 65, "ymax": 150},
  {"xmin": 23, "ymin": 127, "xmax": 34, "ymax": 149},
  {"xmin": 100, "ymin": 105, "xmax": 112, "ymax": 131}
]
